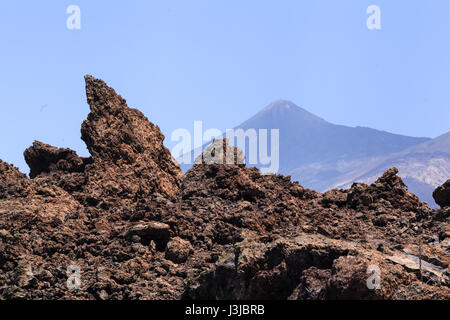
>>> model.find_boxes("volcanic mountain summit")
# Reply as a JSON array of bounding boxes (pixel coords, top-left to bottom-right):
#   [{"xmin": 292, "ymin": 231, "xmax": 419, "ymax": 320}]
[
  {"xmin": 233, "ymin": 100, "xmax": 448, "ymax": 207},
  {"xmin": 0, "ymin": 76, "xmax": 448, "ymax": 300}
]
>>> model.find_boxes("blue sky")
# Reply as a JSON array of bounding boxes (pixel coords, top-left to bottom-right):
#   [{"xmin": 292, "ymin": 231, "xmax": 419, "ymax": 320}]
[{"xmin": 1, "ymin": 0, "xmax": 449, "ymax": 173}]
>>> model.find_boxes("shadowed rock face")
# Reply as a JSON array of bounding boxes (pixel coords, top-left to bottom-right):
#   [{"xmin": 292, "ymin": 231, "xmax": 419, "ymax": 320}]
[
  {"xmin": 0, "ymin": 160, "xmax": 32, "ymax": 199},
  {"xmin": 0, "ymin": 76, "xmax": 448, "ymax": 300},
  {"xmin": 22, "ymin": 76, "xmax": 182, "ymax": 205},
  {"xmin": 434, "ymin": 180, "xmax": 450, "ymax": 208},
  {"xmin": 24, "ymin": 141, "xmax": 90, "ymax": 178}
]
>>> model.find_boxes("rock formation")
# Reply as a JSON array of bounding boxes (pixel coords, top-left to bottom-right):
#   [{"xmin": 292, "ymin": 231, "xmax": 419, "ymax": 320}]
[
  {"xmin": 434, "ymin": 180, "xmax": 450, "ymax": 208},
  {"xmin": 80, "ymin": 75, "xmax": 183, "ymax": 202},
  {"xmin": 0, "ymin": 76, "xmax": 448, "ymax": 300}
]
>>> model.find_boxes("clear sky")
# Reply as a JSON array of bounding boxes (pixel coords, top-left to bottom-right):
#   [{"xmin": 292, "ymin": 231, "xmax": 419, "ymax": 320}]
[{"xmin": 1, "ymin": 0, "xmax": 449, "ymax": 174}]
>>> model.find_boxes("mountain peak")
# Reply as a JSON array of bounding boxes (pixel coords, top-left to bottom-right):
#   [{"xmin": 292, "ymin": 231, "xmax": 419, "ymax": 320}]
[
  {"xmin": 261, "ymin": 99, "xmax": 314, "ymax": 116},
  {"xmin": 265, "ymin": 99, "xmax": 298, "ymax": 111},
  {"xmin": 248, "ymin": 99, "xmax": 327, "ymax": 126}
]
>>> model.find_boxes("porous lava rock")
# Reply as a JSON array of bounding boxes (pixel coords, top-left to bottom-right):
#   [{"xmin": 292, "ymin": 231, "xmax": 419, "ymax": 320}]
[
  {"xmin": 0, "ymin": 76, "xmax": 448, "ymax": 300},
  {"xmin": 433, "ymin": 180, "xmax": 450, "ymax": 208}
]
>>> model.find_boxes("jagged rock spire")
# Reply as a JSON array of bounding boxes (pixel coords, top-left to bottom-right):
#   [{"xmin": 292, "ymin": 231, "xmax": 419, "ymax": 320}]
[{"xmin": 80, "ymin": 75, "xmax": 183, "ymax": 199}]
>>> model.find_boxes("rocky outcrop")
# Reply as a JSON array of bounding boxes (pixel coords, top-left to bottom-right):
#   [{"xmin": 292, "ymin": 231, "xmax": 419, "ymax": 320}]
[
  {"xmin": 0, "ymin": 160, "xmax": 32, "ymax": 199},
  {"xmin": 194, "ymin": 138, "xmax": 245, "ymax": 165},
  {"xmin": 0, "ymin": 76, "xmax": 448, "ymax": 300},
  {"xmin": 80, "ymin": 75, "xmax": 182, "ymax": 201},
  {"xmin": 433, "ymin": 180, "xmax": 450, "ymax": 208},
  {"xmin": 24, "ymin": 141, "xmax": 90, "ymax": 179},
  {"xmin": 185, "ymin": 233, "xmax": 449, "ymax": 300},
  {"xmin": 21, "ymin": 76, "xmax": 183, "ymax": 206},
  {"xmin": 346, "ymin": 168, "xmax": 426, "ymax": 212}
]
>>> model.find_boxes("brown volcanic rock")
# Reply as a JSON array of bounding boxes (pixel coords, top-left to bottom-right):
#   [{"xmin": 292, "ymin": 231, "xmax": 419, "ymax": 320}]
[
  {"xmin": 0, "ymin": 160, "xmax": 32, "ymax": 199},
  {"xmin": 81, "ymin": 75, "xmax": 182, "ymax": 201},
  {"xmin": 24, "ymin": 141, "xmax": 89, "ymax": 178},
  {"xmin": 183, "ymin": 139, "xmax": 317, "ymax": 204},
  {"xmin": 21, "ymin": 76, "xmax": 183, "ymax": 204},
  {"xmin": 186, "ymin": 233, "xmax": 449, "ymax": 300},
  {"xmin": 194, "ymin": 138, "xmax": 245, "ymax": 165},
  {"xmin": 124, "ymin": 221, "xmax": 171, "ymax": 241},
  {"xmin": 182, "ymin": 164, "xmax": 266, "ymax": 202},
  {"xmin": 433, "ymin": 180, "xmax": 450, "ymax": 208},
  {"xmin": 290, "ymin": 266, "xmax": 331, "ymax": 300},
  {"xmin": 165, "ymin": 237, "xmax": 193, "ymax": 264},
  {"xmin": 23, "ymin": 141, "xmax": 92, "ymax": 195},
  {"xmin": 177, "ymin": 148, "xmax": 321, "ymax": 248},
  {"xmin": 0, "ymin": 76, "xmax": 449, "ymax": 300},
  {"xmin": 347, "ymin": 167, "xmax": 425, "ymax": 212},
  {"xmin": 0, "ymin": 170, "xmax": 86, "ymax": 299}
]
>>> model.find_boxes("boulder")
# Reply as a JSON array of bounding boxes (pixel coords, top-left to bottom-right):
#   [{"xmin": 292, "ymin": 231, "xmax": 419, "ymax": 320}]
[
  {"xmin": 165, "ymin": 237, "xmax": 193, "ymax": 263},
  {"xmin": 124, "ymin": 221, "xmax": 171, "ymax": 241},
  {"xmin": 433, "ymin": 180, "xmax": 450, "ymax": 208},
  {"xmin": 24, "ymin": 141, "xmax": 89, "ymax": 178}
]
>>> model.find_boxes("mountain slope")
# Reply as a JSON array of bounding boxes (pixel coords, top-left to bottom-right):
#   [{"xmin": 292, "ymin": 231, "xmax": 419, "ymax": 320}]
[
  {"xmin": 239, "ymin": 100, "xmax": 429, "ymax": 168},
  {"xmin": 234, "ymin": 100, "xmax": 430, "ymax": 190}
]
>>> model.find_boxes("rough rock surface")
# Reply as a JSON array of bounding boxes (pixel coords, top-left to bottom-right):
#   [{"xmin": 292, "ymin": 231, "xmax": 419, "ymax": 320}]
[
  {"xmin": 433, "ymin": 180, "xmax": 450, "ymax": 208},
  {"xmin": 0, "ymin": 76, "xmax": 448, "ymax": 300},
  {"xmin": 165, "ymin": 237, "xmax": 193, "ymax": 264},
  {"xmin": 0, "ymin": 160, "xmax": 32, "ymax": 199},
  {"xmin": 24, "ymin": 141, "xmax": 90, "ymax": 179},
  {"xmin": 81, "ymin": 75, "xmax": 182, "ymax": 202}
]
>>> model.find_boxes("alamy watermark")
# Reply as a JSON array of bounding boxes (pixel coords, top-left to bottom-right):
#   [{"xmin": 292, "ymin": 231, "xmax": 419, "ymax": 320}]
[
  {"xmin": 366, "ymin": 264, "xmax": 381, "ymax": 290},
  {"xmin": 66, "ymin": 5, "xmax": 81, "ymax": 30},
  {"xmin": 367, "ymin": 5, "xmax": 381, "ymax": 30},
  {"xmin": 66, "ymin": 265, "xmax": 82, "ymax": 290},
  {"xmin": 64, "ymin": 5, "xmax": 380, "ymax": 31},
  {"xmin": 171, "ymin": 121, "xmax": 280, "ymax": 174}
]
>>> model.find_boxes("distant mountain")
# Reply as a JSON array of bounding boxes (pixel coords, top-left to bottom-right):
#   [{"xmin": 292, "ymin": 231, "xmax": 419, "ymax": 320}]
[
  {"xmin": 181, "ymin": 100, "xmax": 449, "ymax": 207},
  {"xmin": 235, "ymin": 99, "xmax": 429, "ymax": 181}
]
